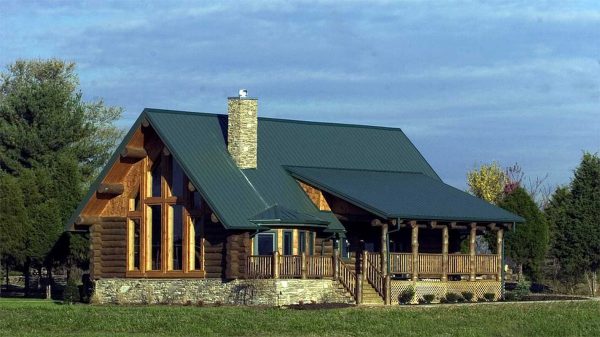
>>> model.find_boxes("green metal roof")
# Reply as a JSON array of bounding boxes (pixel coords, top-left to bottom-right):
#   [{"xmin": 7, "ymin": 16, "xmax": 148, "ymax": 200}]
[
  {"xmin": 250, "ymin": 204, "xmax": 329, "ymax": 227},
  {"xmin": 287, "ymin": 166, "xmax": 524, "ymax": 223},
  {"xmin": 67, "ymin": 107, "xmax": 521, "ymax": 232}
]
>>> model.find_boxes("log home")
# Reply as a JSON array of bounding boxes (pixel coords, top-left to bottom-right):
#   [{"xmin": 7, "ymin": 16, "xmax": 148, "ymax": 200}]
[{"xmin": 66, "ymin": 90, "xmax": 523, "ymax": 305}]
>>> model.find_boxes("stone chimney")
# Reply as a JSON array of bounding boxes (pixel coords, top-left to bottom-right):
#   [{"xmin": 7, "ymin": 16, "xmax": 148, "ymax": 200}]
[{"xmin": 227, "ymin": 89, "xmax": 258, "ymax": 169}]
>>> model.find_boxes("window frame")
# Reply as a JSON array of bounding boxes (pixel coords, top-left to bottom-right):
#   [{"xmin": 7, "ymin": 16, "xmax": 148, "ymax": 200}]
[{"xmin": 126, "ymin": 149, "xmax": 205, "ymax": 278}]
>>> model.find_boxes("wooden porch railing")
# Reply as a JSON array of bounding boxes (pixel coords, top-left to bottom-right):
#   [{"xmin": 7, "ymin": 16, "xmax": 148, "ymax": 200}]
[
  {"xmin": 246, "ymin": 255, "xmax": 272, "ymax": 278},
  {"xmin": 448, "ymin": 254, "xmax": 470, "ymax": 274},
  {"xmin": 337, "ymin": 257, "xmax": 357, "ymax": 301},
  {"xmin": 246, "ymin": 254, "xmax": 334, "ymax": 279},
  {"xmin": 389, "ymin": 253, "xmax": 413, "ymax": 273},
  {"xmin": 280, "ymin": 255, "xmax": 302, "ymax": 278},
  {"xmin": 417, "ymin": 253, "xmax": 443, "ymax": 275},
  {"xmin": 365, "ymin": 252, "xmax": 385, "ymax": 298},
  {"xmin": 307, "ymin": 256, "xmax": 333, "ymax": 277},
  {"xmin": 475, "ymin": 254, "xmax": 498, "ymax": 274}
]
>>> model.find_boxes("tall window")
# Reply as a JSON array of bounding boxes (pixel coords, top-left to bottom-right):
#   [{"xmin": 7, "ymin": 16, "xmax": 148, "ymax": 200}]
[
  {"xmin": 127, "ymin": 148, "xmax": 205, "ymax": 276},
  {"xmin": 283, "ymin": 231, "xmax": 293, "ymax": 255}
]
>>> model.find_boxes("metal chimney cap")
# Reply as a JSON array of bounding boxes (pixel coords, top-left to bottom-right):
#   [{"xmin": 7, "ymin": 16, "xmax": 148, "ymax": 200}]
[{"xmin": 239, "ymin": 89, "xmax": 248, "ymax": 98}]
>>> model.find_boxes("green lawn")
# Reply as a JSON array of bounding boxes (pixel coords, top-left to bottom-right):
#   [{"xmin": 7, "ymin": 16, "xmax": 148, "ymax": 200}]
[{"xmin": 1, "ymin": 299, "xmax": 599, "ymax": 337}]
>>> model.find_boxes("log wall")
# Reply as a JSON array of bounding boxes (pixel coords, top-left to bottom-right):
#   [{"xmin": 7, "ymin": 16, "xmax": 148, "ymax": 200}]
[{"xmin": 90, "ymin": 218, "xmax": 127, "ymax": 279}]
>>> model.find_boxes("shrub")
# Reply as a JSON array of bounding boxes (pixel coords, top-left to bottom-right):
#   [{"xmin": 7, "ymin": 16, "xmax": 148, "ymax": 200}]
[
  {"xmin": 63, "ymin": 279, "xmax": 80, "ymax": 304},
  {"xmin": 398, "ymin": 287, "xmax": 415, "ymax": 304},
  {"xmin": 196, "ymin": 300, "xmax": 204, "ymax": 307},
  {"xmin": 461, "ymin": 292, "xmax": 474, "ymax": 302},
  {"xmin": 513, "ymin": 280, "xmax": 531, "ymax": 300},
  {"xmin": 504, "ymin": 291, "xmax": 517, "ymax": 301},
  {"xmin": 445, "ymin": 292, "xmax": 462, "ymax": 303},
  {"xmin": 439, "ymin": 296, "xmax": 448, "ymax": 304},
  {"xmin": 483, "ymin": 293, "xmax": 495, "ymax": 302},
  {"xmin": 422, "ymin": 294, "xmax": 435, "ymax": 304}
]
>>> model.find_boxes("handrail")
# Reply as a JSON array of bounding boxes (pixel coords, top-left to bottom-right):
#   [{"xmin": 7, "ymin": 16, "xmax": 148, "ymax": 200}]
[
  {"xmin": 418, "ymin": 253, "xmax": 443, "ymax": 274},
  {"xmin": 448, "ymin": 254, "xmax": 470, "ymax": 274},
  {"xmin": 337, "ymin": 257, "xmax": 357, "ymax": 301},
  {"xmin": 365, "ymin": 252, "xmax": 385, "ymax": 298},
  {"xmin": 246, "ymin": 255, "xmax": 272, "ymax": 278},
  {"xmin": 280, "ymin": 255, "xmax": 302, "ymax": 277},
  {"xmin": 307, "ymin": 256, "xmax": 333, "ymax": 277},
  {"xmin": 475, "ymin": 254, "xmax": 498, "ymax": 274},
  {"xmin": 389, "ymin": 253, "xmax": 413, "ymax": 273}
]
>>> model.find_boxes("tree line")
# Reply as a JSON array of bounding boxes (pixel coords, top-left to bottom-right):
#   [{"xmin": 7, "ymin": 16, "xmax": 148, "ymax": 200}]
[
  {"xmin": 467, "ymin": 153, "xmax": 600, "ymax": 295},
  {"xmin": 0, "ymin": 59, "xmax": 122, "ymax": 295}
]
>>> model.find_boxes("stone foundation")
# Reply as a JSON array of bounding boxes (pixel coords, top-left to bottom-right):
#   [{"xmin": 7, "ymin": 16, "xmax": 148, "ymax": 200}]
[{"xmin": 93, "ymin": 278, "xmax": 354, "ymax": 306}]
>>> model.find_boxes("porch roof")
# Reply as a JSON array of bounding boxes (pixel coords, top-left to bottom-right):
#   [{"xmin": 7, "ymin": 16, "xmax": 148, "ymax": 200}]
[
  {"xmin": 250, "ymin": 204, "xmax": 329, "ymax": 227},
  {"xmin": 287, "ymin": 166, "xmax": 524, "ymax": 223}
]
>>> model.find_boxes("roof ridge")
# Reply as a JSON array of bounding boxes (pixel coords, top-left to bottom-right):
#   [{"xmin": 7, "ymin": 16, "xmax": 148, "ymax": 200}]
[
  {"xmin": 285, "ymin": 165, "xmax": 424, "ymax": 175},
  {"xmin": 143, "ymin": 107, "xmax": 408, "ymax": 132}
]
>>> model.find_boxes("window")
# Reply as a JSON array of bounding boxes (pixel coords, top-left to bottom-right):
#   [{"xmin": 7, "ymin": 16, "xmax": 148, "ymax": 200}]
[
  {"xmin": 299, "ymin": 231, "xmax": 306, "ymax": 254},
  {"xmin": 127, "ymin": 149, "xmax": 206, "ymax": 276},
  {"xmin": 189, "ymin": 217, "xmax": 203, "ymax": 271},
  {"xmin": 340, "ymin": 239, "xmax": 350, "ymax": 259},
  {"xmin": 169, "ymin": 158, "xmax": 185, "ymax": 197},
  {"xmin": 256, "ymin": 233, "xmax": 275, "ymax": 255},
  {"xmin": 148, "ymin": 205, "xmax": 162, "ymax": 270},
  {"xmin": 283, "ymin": 231, "xmax": 293, "ymax": 255},
  {"xmin": 149, "ymin": 157, "xmax": 162, "ymax": 197},
  {"xmin": 169, "ymin": 205, "xmax": 184, "ymax": 270}
]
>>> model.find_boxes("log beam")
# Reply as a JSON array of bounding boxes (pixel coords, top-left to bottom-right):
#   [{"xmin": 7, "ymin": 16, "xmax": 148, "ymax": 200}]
[
  {"xmin": 75, "ymin": 215, "xmax": 126, "ymax": 225},
  {"xmin": 411, "ymin": 221, "xmax": 419, "ymax": 281},
  {"xmin": 120, "ymin": 146, "xmax": 147, "ymax": 160},
  {"xmin": 97, "ymin": 183, "xmax": 124, "ymax": 195}
]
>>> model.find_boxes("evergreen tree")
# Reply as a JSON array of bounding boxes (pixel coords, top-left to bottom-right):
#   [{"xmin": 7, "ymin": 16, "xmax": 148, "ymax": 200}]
[
  {"xmin": 0, "ymin": 59, "xmax": 122, "ymax": 291},
  {"xmin": 548, "ymin": 153, "xmax": 600, "ymax": 294},
  {"xmin": 500, "ymin": 186, "xmax": 549, "ymax": 282}
]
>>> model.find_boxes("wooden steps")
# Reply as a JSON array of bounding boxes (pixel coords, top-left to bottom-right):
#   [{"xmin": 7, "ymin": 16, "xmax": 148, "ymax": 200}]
[{"xmin": 361, "ymin": 282, "xmax": 384, "ymax": 305}]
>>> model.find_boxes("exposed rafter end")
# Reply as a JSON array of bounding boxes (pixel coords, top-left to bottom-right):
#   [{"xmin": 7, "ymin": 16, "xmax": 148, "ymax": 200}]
[
  {"xmin": 97, "ymin": 183, "xmax": 124, "ymax": 195},
  {"xmin": 120, "ymin": 146, "xmax": 147, "ymax": 160},
  {"xmin": 450, "ymin": 222, "xmax": 467, "ymax": 230}
]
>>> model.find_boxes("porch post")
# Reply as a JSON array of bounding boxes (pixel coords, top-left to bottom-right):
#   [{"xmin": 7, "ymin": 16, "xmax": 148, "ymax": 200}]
[
  {"xmin": 469, "ymin": 223, "xmax": 476, "ymax": 281},
  {"xmin": 301, "ymin": 252, "xmax": 307, "ymax": 279},
  {"xmin": 333, "ymin": 239, "xmax": 339, "ymax": 279},
  {"xmin": 272, "ymin": 251, "xmax": 280, "ymax": 279},
  {"xmin": 442, "ymin": 225, "xmax": 449, "ymax": 282},
  {"xmin": 381, "ymin": 222, "xmax": 388, "ymax": 274},
  {"xmin": 496, "ymin": 228, "xmax": 504, "ymax": 281},
  {"xmin": 411, "ymin": 221, "xmax": 419, "ymax": 281},
  {"xmin": 381, "ymin": 221, "xmax": 390, "ymax": 305}
]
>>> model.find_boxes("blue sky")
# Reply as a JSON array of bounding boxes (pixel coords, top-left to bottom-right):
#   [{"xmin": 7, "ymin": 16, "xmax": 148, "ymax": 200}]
[{"xmin": 1, "ymin": 1, "xmax": 599, "ymax": 189}]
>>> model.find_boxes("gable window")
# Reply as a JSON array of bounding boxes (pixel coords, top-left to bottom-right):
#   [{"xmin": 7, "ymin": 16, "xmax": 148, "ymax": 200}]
[{"xmin": 126, "ymin": 148, "xmax": 205, "ymax": 277}]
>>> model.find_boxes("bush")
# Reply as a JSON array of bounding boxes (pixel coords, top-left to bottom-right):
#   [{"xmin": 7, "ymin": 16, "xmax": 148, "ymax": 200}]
[
  {"xmin": 398, "ymin": 287, "xmax": 415, "ymax": 304},
  {"xmin": 439, "ymin": 297, "xmax": 448, "ymax": 304},
  {"xmin": 504, "ymin": 291, "xmax": 517, "ymax": 301},
  {"xmin": 63, "ymin": 279, "xmax": 80, "ymax": 304},
  {"xmin": 461, "ymin": 292, "xmax": 474, "ymax": 302},
  {"xmin": 483, "ymin": 293, "xmax": 495, "ymax": 302},
  {"xmin": 513, "ymin": 280, "xmax": 531, "ymax": 300},
  {"xmin": 422, "ymin": 294, "xmax": 435, "ymax": 304},
  {"xmin": 445, "ymin": 292, "xmax": 462, "ymax": 303}
]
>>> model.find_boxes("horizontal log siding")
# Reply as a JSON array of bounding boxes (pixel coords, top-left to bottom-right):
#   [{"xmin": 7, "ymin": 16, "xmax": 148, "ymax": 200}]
[
  {"xmin": 225, "ymin": 231, "xmax": 251, "ymax": 279},
  {"xmin": 91, "ymin": 219, "xmax": 127, "ymax": 279},
  {"xmin": 204, "ymin": 222, "xmax": 227, "ymax": 279}
]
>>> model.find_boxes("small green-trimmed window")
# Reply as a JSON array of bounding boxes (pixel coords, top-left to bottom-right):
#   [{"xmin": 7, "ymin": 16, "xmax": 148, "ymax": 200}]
[{"xmin": 283, "ymin": 231, "xmax": 293, "ymax": 255}]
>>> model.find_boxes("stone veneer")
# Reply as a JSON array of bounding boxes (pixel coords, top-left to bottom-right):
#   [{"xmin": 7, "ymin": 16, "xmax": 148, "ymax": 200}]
[
  {"xmin": 227, "ymin": 97, "xmax": 258, "ymax": 169},
  {"xmin": 93, "ymin": 278, "xmax": 354, "ymax": 306}
]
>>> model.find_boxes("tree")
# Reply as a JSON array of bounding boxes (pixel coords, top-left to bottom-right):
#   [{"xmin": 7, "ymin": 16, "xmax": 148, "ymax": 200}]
[
  {"xmin": 548, "ymin": 153, "xmax": 600, "ymax": 295},
  {"xmin": 467, "ymin": 162, "xmax": 507, "ymax": 205},
  {"xmin": 0, "ymin": 59, "xmax": 122, "ymax": 292},
  {"xmin": 499, "ymin": 186, "xmax": 549, "ymax": 282},
  {"xmin": 0, "ymin": 173, "xmax": 29, "ymax": 295}
]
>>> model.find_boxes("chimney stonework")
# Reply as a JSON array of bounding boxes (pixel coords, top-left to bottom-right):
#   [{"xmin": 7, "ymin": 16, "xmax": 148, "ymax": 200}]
[{"xmin": 227, "ymin": 95, "xmax": 258, "ymax": 169}]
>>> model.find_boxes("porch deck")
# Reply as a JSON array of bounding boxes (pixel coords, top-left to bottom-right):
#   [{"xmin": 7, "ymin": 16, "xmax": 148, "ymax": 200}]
[{"xmin": 246, "ymin": 251, "xmax": 503, "ymax": 304}]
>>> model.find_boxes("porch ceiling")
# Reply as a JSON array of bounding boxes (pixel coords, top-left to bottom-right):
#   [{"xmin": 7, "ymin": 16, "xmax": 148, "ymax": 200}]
[{"xmin": 286, "ymin": 166, "xmax": 524, "ymax": 223}]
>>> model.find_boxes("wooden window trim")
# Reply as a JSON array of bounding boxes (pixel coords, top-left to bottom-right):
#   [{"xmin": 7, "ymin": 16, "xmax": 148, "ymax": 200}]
[{"xmin": 126, "ymin": 152, "xmax": 206, "ymax": 278}]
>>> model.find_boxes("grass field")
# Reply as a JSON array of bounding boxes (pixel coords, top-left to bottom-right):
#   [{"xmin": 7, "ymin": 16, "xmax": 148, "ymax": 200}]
[{"xmin": 0, "ymin": 299, "xmax": 599, "ymax": 337}]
